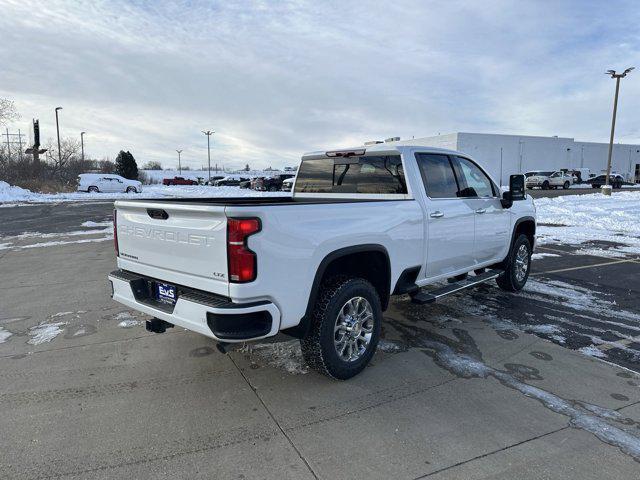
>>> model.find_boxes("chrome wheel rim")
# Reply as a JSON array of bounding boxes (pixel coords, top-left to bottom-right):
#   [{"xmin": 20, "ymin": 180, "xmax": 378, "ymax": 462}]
[
  {"xmin": 334, "ymin": 297, "xmax": 374, "ymax": 362},
  {"xmin": 515, "ymin": 244, "xmax": 529, "ymax": 282}
]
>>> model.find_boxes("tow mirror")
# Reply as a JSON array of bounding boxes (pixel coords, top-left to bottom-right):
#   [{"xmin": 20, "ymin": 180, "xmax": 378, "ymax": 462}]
[{"xmin": 501, "ymin": 174, "xmax": 526, "ymax": 208}]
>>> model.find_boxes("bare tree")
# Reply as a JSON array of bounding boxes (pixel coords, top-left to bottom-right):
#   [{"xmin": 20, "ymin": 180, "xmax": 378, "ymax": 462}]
[{"xmin": 0, "ymin": 98, "xmax": 20, "ymax": 126}]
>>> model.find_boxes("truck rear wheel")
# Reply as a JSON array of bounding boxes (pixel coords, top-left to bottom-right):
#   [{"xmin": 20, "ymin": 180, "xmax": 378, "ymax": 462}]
[
  {"xmin": 542, "ymin": 181, "xmax": 550, "ymax": 190},
  {"xmin": 301, "ymin": 277, "xmax": 381, "ymax": 380},
  {"xmin": 496, "ymin": 234, "xmax": 532, "ymax": 292}
]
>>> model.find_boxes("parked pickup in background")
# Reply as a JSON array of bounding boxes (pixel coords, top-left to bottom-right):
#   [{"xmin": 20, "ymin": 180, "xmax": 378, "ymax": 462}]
[
  {"xmin": 162, "ymin": 176, "xmax": 198, "ymax": 186},
  {"xmin": 525, "ymin": 170, "xmax": 574, "ymax": 190},
  {"xmin": 109, "ymin": 142, "xmax": 536, "ymax": 379}
]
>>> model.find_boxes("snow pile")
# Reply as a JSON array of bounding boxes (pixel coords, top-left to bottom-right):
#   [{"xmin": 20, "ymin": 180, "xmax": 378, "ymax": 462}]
[
  {"xmin": 0, "ymin": 181, "xmax": 35, "ymax": 203},
  {"xmin": 535, "ymin": 191, "xmax": 640, "ymax": 257},
  {"xmin": 0, "ymin": 181, "xmax": 289, "ymax": 205},
  {"xmin": 27, "ymin": 322, "xmax": 67, "ymax": 345}
]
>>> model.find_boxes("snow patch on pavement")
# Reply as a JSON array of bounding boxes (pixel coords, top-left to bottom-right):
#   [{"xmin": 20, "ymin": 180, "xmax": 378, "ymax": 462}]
[
  {"xmin": 579, "ymin": 345, "xmax": 607, "ymax": 358},
  {"xmin": 81, "ymin": 221, "xmax": 111, "ymax": 228},
  {"xmin": 118, "ymin": 319, "xmax": 141, "ymax": 328},
  {"xmin": 238, "ymin": 341, "xmax": 309, "ymax": 375},
  {"xmin": 27, "ymin": 322, "xmax": 67, "ymax": 345},
  {"xmin": 0, "ymin": 327, "xmax": 12, "ymax": 343},
  {"xmin": 531, "ymin": 252, "xmax": 560, "ymax": 260}
]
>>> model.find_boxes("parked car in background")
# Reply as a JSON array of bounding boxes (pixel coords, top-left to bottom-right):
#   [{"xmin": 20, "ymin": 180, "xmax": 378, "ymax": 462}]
[
  {"xmin": 281, "ymin": 177, "xmax": 295, "ymax": 191},
  {"xmin": 77, "ymin": 173, "xmax": 142, "ymax": 193},
  {"xmin": 213, "ymin": 176, "xmax": 251, "ymax": 186},
  {"xmin": 253, "ymin": 173, "xmax": 295, "ymax": 191},
  {"xmin": 162, "ymin": 176, "xmax": 198, "ymax": 186},
  {"xmin": 590, "ymin": 174, "xmax": 625, "ymax": 189},
  {"xmin": 525, "ymin": 171, "xmax": 573, "ymax": 190},
  {"xmin": 239, "ymin": 179, "xmax": 253, "ymax": 189},
  {"xmin": 524, "ymin": 170, "xmax": 546, "ymax": 178},
  {"xmin": 205, "ymin": 176, "xmax": 226, "ymax": 186}
]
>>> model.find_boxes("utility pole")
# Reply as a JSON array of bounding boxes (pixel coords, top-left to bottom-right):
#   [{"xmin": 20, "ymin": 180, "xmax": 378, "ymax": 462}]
[
  {"xmin": 55, "ymin": 107, "xmax": 63, "ymax": 165},
  {"xmin": 201, "ymin": 130, "xmax": 214, "ymax": 183},
  {"xmin": 176, "ymin": 149, "xmax": 183, "ymax": 174},
  {"xmin": 603, "ymin": 67, "xmax": 634, "ymax": 195},
  {"xmin": 80, "ymin": 132, "xmax": 86, "ymax": 161},
  {"xmin": 4, "ymin": 128, "xmax": 9, "ymax": 156}
]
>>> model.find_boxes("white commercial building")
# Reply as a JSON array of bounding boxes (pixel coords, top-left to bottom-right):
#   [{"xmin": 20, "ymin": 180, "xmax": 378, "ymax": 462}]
[{"xmin": 399, "ymin": 132, "xmax": 640, "ymax": 185}]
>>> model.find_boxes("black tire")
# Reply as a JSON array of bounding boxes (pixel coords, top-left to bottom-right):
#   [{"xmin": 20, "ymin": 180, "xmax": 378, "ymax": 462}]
[
  {"xmin": 496, "ymin": 234, "xmax": 532, "ymax": 292},
  {"xmin": 269, "ymin": 185, "xmax": 278, "ymax": 192},
  {"xmin": 126, "ymin": 186, "xmax": 136, "ymax": 193},
  {"xmin": 542, "ymin": 181, "xmax": 550, "ymax": 190},
  {"xmin": 88, "ymin": 186, "xmax": 99, "ymax": 193},
  {"xmin": 300, "ymin": 277, "xmax": 382, "ymax": 380},
  {"xmin": 563, "ymin": 181, "xmax": 570, "ymax": 189}
]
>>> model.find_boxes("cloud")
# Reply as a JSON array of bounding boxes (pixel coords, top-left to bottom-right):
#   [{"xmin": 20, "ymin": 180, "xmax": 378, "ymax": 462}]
[{"xmin": 1, "ymin": 0, "xmax": 639, "ymax": 169}]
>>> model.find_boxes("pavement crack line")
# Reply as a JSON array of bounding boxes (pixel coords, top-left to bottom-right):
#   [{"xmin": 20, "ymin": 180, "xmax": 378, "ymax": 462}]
[
  {"xmin": 414, "ymin": 426, "xmax": 569, "ymax": 479},
  {"xmin": 227, "ymin": 354, "xmax": 320, "ymax": 480}
]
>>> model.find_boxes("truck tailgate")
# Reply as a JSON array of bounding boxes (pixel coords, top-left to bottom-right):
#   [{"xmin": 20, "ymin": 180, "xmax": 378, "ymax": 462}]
[{"xmin": 114, "ymin": 200, "xmax": 229, "ymax": 295}]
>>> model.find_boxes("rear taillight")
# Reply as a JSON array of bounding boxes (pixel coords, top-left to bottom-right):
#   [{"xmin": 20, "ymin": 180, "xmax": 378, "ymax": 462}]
[
  {"xmin": 113, "ymin": 209, "xmax": 119, "ymax": 256},
  {"xmin": 227, "ymin": 217, "xmax": 261, "ymax": 283}
]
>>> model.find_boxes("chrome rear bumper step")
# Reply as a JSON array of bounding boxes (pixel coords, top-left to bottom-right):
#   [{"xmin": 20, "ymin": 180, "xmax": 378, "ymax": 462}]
[{"xmin": 410, "ymin": 269, "xmax": 503, "ymax": 305}]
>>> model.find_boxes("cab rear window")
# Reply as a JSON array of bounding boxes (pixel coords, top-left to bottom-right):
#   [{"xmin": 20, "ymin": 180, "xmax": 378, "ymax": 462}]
[{"xmin": 294, "ymin": 155, "xmax": 407, "ymax": 194}]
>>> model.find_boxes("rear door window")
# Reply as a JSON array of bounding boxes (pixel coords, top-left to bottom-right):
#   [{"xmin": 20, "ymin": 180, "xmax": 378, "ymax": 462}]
[
  {"xmin": 294, "ymin": 155, "xmax": 406, "ymax": 194},
  {"xmin": 415, "ymin": 153, "xmax": 459, "ymax": 198}
]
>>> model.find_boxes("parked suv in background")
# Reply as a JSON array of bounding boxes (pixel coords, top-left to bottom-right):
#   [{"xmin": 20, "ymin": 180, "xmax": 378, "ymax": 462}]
[
  {"xmin": 253, "ymin": 173, "xmax": 295, "ymax": 191},
  {"xmin": 525, "ymin": 171, "xmax": 573, "ymax": 190},
  {"xmin": 109, "ymin": 142, "xmax": 535, "ymax": 379},
  {"xmin": 214, "ymin": 176, "xmax": 251, "ymax": 186},
  {"xmin": 162, "ymin": 176, "xmax": 198, "ymax": 186},
  {"xmin": 590, "ymin": 174, "xmax": 624, "ymax": 189},
  {"xmin": 281, "ymin": 177, "xmax": 295, "ymax": 191},
  {"xmin": 77, "ymin": 173, "xmax": 141, "ymax": 193}
]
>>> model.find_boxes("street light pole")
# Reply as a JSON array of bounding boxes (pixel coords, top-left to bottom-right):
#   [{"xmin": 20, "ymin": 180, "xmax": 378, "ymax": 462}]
[
  {"xmin": 80, "ymin": 132, "xmax": 86, "ymax": 161},
  {"xmin": 55, "ymin": 107, "xmax": 63, "ymax": 165},
  {"xmin": 603, "ymin": 67, "xmax": 634, "ymax": 195},
  {"xmin": 176, "ymin": 149, "xmax": 183, "ymax": 174},
  {"xmin": 202, "ymin": 130, "xmax": 214, "ymax": 183}
]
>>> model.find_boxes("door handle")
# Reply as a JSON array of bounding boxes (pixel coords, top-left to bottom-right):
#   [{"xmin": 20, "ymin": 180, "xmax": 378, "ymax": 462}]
[
  {"xmin": 475, "ymin": 208, "xmax": 486, "ymax": 214},
  {"xmin": 430, "ymin": 211, "xmax": 444, "ymax": 218}
]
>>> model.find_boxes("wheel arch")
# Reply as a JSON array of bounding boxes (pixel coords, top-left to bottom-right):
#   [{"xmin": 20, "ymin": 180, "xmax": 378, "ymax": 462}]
[
  {"xmin": 511, "ymin": 216, "xmax": 536, "ymax": 250},
  {"xmin": 283, "ymin": 244, "xmax": 391, "ymax": 339}
]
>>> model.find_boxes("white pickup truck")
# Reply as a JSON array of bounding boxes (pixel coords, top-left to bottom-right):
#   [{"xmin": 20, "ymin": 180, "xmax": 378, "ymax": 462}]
[{"xmin": 109, "ymin": 143, "xmax": 536, "ymax": 379}]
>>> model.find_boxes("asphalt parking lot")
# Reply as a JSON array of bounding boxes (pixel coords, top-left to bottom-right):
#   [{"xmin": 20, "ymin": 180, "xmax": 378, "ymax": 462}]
[{"xmin": 1, "ymin": 199, "xmax": 639, "ymax": 479}]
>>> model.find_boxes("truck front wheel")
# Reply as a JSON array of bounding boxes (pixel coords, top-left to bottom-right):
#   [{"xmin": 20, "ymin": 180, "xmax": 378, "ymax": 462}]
[
  {"xmin": 301, "ymin": 277, "xmax": 381, "ymax": 380},
  {"xmin": 496, "ymin": 234, "xmax": 532, "ymax": 292}
]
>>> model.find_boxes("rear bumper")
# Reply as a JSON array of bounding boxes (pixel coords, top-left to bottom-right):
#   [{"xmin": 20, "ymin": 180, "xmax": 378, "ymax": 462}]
[{"xmin": 108, "ymin": 270, "xmax": 280, "ymax": 342}]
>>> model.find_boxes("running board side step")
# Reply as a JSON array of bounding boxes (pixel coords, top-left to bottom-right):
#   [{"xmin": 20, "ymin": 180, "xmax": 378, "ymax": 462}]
[{"xmin": 410, "ymin": 269, "xmax": 503, "ymax": 305}]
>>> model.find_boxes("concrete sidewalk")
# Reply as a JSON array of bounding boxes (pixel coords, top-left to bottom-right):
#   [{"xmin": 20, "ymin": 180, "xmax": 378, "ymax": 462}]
[{"xmin": 1, "ymin": 240, "xmax": 639, "ymax": 479}]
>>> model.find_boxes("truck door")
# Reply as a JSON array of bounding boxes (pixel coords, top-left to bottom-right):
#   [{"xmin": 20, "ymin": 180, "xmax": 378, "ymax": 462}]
[
  {"xmin": 415, "ymin": 153, "xmax": 476, "ymax": 278},
  {"xmin": 450, "ymin": 156, "xmax": 510, "ymax": 265}
]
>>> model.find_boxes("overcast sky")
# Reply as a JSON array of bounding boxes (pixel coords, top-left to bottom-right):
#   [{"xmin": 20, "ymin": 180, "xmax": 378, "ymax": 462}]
[{"xmin": 1, "ymin": 0, "xmax": 639, "ymax": 170}]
